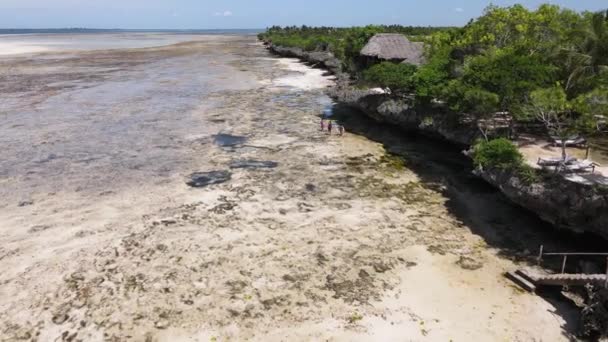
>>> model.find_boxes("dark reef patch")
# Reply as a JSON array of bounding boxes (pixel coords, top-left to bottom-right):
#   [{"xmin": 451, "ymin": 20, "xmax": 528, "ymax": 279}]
[{"xmin": 186, "ymin": 171, "xmax": 232, "ymax": 188}]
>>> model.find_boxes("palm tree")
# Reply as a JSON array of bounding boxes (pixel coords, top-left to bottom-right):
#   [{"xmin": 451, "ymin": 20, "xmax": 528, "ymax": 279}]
[{"xmin": 564, "ymin": 10, "xmax": 608, "ymax": 93}]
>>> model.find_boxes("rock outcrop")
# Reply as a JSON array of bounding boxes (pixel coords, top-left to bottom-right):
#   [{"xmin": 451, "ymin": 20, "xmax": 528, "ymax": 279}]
[
  {"xmin": 329, "ymin": 84, "xmax": 478, "ymax": 145},
  {"xmin": 477, "ymin": 168, "xmax": 608, "ymax": 239}
]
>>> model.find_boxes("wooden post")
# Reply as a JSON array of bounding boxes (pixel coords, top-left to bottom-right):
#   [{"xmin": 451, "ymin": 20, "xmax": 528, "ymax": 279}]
[
  {"xmin": 537, "ymin": 245, "xmax": 544, "ymax": 266},
  {"xmin": 561, "ymin": 255, "xmax": 568, "ymax": 274},
  {"xmin": 585, "ymin": 145, "xmax": 590, "ymax": 160},
  {"xmin": 605, "ymin": 257, "xmax": 608, "ymax": 289}
]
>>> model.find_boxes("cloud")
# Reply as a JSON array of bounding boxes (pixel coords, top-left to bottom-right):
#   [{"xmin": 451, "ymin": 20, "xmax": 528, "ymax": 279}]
[
  {"xmin": 213, "ymin": 10, "xmax": 233, "ymax": 17},
  {"xmin": 454, "ymin": 7, "xmax": 464, "ymax": 13}
]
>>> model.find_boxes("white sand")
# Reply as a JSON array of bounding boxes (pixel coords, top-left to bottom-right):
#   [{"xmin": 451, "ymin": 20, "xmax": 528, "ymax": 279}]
[
  {"xmin": 271, "ymin": 58, "xmax": 336, "ymax": 90},
  {"xmin": 518, "ymin": 137, "xmax": 608, "ymax": 185}
]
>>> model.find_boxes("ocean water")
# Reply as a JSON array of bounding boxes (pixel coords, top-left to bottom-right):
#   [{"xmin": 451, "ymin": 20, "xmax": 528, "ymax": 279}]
[
  {"xmin": 0, "ymin": 34, "xmax": 270, "ymax": 201},
  {"xmin": 0, "ymin": 30, "xmax": 260, "ymax": 55}
]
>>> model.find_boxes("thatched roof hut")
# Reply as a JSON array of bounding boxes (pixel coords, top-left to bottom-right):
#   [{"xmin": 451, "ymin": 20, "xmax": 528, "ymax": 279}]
[{"xmin": 360, "ymin": 33, "xmax": 425, "ymax": 66}]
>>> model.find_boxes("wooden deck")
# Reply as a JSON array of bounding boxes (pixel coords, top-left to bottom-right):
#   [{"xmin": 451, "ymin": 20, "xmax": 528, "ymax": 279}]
[
  {"xmin": 506, "ymin": 247, "xmax": 608, "ymax": 291},
  {"xmin": 512, "ymin": 270, "xmax": 607, "ymax": 289}
]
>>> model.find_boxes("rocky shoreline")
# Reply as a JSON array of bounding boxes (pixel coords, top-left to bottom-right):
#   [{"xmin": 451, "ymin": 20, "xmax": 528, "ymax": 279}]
[{"xmin": 265, "ymin": 43, "xmax": 608, "ymax": 240}]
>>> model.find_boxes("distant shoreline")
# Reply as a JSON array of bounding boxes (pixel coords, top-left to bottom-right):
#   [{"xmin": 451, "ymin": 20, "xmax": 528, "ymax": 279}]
[
  {"xmin": 0, "ymin": 28, "xmax": 263, "ymax": 35},
  {"xmin": 0, "ymin": 31, "xmax": 261, "ymax": 56}
]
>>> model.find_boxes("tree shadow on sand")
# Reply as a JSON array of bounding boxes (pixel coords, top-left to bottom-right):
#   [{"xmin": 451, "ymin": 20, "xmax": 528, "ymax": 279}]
[{"xmin": 329, "ymin": 104, "xmax": 607, "ymax": 258}]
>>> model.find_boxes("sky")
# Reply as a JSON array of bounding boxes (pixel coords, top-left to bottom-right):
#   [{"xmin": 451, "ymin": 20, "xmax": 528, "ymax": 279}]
[{"xmin": 0, "ymin": 0, "xmax": 606, "ymax": 29}]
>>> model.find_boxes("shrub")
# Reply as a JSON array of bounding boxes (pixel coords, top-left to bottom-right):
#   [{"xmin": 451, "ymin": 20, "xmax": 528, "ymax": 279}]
[
  {"xmin": 474, "ymin": 138, "xmax": 541, "ymax": 184},
  {"xmin": 473, "ymin": 138, "xmax": 524, "ymax": 170},
  {"xmin": 362, "ymin": 62, "xmax": 418, "ymax": 91}
]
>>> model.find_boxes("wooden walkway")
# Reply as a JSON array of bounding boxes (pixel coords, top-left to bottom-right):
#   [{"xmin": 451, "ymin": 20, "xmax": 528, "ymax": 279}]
[{"xmin": 505, "ymin": 247, "xmax": 608, "ymax": 292}]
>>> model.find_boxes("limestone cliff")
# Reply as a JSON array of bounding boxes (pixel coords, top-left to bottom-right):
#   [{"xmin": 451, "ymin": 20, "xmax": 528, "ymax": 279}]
[{"xmin": 477, "ymin": 168, "xmax": 608, "ymax": 239}]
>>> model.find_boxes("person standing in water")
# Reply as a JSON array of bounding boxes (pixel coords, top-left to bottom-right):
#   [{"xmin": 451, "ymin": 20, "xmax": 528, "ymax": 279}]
[
  {"xmin": 327, "ymin": 120, "xmax": 333, "ymax": 135},
  {"xmin": 320, "ymin": 118, "xmax": 326, "ymax": 131},
  {"xmin": 338, "ymin": 124, "xmax": 345, "ymax": 136}
]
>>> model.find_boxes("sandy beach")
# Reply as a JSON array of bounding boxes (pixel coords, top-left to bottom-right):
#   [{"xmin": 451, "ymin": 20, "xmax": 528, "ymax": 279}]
[
  {"xmin": 518, "ymin": 136, "xmax": 608, "ymax": 186},
  {"xmin": 0, "ymin": 34, "xmax": 582, "ymax": 341}
]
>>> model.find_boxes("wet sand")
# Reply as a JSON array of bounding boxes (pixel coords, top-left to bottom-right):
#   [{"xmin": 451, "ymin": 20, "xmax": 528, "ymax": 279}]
[
  {"xmin": 0, "ymin": 35, "xmax": 580, "ymax": 341},
  {"xmin": 0, "ymin": 33, "xmax": 237, "ymax": 56}
]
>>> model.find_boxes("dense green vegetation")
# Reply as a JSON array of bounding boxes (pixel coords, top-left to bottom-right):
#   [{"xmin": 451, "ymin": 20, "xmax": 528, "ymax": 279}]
[
  {"xmin": 432, "ymin": 5, "xmax": 608, "ymax": 118},
  {"xmin": 258, "ymin": 25, "xmax": 453, "ymax": 73},
  {"xmin": 262, "ymin": 4, "xmax": 608, "ymax": 183},
  {"xmin": 261, "ymin": 4, "xmax": 608, "ymax": 125}
]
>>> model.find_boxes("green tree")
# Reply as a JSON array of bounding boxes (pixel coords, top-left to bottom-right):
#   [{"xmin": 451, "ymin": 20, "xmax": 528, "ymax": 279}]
[
  {"xmin": 463, "ymin": 88, "xmax": 501, "ymax": 140},
  {"xmin": 461, "ymin": 48, "xmax": 555, "ymax": 111},
  {"xmin": 456, "ymin": 4, "xmax": 582, "ymax": 54},
  {"xmin": 412, "ymin": 47, "xmax": 451, "ymax": 100},
  {"xmin": 456, "ymin": 4, "xmax": 532, "ymax": 49},
  {"xmin": 572, "ymin": 87, "xmax": 608, "ymax": 132},
  {"xmin": 564, "ymin": 11, "xmax": 608, "ymax": 93},
  {"xmin": 526, "ymin": 86, "xmax": 577, "ymax": 160}
]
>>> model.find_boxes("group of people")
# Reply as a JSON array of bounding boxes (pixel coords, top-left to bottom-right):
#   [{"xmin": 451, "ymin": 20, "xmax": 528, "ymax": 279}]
[{"xmin": 320, "ymin": 118, "xmax": 345, "ymax": 136}]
